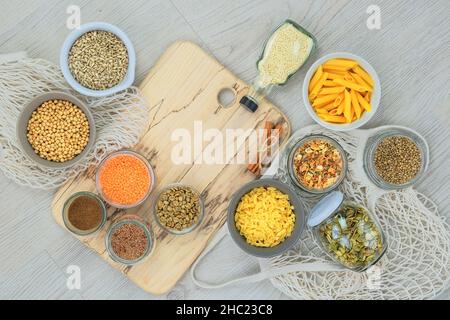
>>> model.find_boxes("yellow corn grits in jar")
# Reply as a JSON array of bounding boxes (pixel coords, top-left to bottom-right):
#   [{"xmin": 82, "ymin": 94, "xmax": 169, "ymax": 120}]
[{"xmin": 234, "ymin": 187, "xmax": 295, "ymax": 247}]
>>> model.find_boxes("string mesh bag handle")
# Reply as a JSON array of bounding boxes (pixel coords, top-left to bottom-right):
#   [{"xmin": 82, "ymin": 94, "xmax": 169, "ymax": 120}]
[
  {"xmin": 0, "ymin": 52, "xmax": 150, "ymax": 189},
  {"xmin": 191, "ymin": 125, "xmax": 450, "ymax": 299}
]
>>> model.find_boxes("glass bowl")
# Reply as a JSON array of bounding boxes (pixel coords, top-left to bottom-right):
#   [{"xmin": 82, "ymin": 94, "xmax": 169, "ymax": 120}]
[
  {"xmin": 363, "ymin": 127, "xmax": 429, "ymax": 190},
  {"xmin": 62, "ymin": 191, "xmax": 107, "ymax": 236},
  {"xmin": 96, "ymin": 150, "xmax": 155, "ymax": 209},
  {"xmin": 153, "ymin": 183, "xmax": 204, "ymax": 235},
  {"xmin": 287, "ymin": 134, "xmax": 348, "ymax": 195},
  {"xmin": 105, "ymin": 214, "xmax": 155, "ymax": 266}
]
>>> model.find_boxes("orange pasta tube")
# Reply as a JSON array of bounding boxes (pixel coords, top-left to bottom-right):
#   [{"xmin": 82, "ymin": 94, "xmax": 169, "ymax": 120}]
[
  {"xmin": 323, "ymin": 66, "xmax": 349, "ymax": 73},
  {"xmin": 333, "ymin": 93, "xmax": 344, "ymax": 107},
  {"xmin": 350, "ymin": 72, "xmax": 371, "ymax": 87},
  {"xmin": 316, "ymin": 103, "xmax": 336, "ymax": 111},
  {"xmin": 323, "ymin": 58, "xmax": 358, "ymax": 69},
  {"xmin": 312, "ymin": 94, "xmax": 338, "ymax": 107},
  {"xmin": 318, "ymin": 86, "xmax": 345, "ymax": 95},
  {"xmin": 329, "ymin": 108, "xmax": 338, "ymax": 116},
  {"xmin": 309, "ymin": 65, "xmax": 323, "ymax": 92},
  {"xmin": 344, "ymin": 72, "xmax": 355, "ymax": 82},
  {"xmin": 352, "ymin": 65, "xmax": 374, "ymax": 86},
  {"xmin": 309, "ymin": 72, "xmax": 329, "ymax": 100},
  {"xmin": 333, "ymin": 78, "xmax": 372, "ymax": 92},
  {"xmin": 356, "ymin": 92, "xmax": 372, "ymax": 112},
  {"xmin": 350, "ymin": 89, "xmax": 362, "ymax": 119},
  {"xmin": 343, "ymin": 90, "xmax": 352, "ymax": 122},
  {"xmin": 323, "ymin": 80, "xmax": 337, "ymax": 86},
  {"xmin": 336, "ymin": 100, "xmax": 345, "ymax": 115},
  {"xmin": 316, "ymin": 108, "xmax": 329, "ymax": 115},
  {"xmin": 319, "ymin": 114, "xmax": 347, "ymax": 123}
]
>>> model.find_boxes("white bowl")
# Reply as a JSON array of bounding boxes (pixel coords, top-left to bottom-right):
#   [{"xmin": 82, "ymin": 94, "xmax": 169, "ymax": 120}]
[
  {"xmin": 60, "ymin": 22, "xmax": 136, "ymax": 97},
  {"xmin": 302, "ymin": 52, "xmax": 381, "ymax": 131}
]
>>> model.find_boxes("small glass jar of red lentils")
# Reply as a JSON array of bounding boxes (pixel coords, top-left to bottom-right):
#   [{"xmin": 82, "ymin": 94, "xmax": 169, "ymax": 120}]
[{"xmin": 96, "ymin": 150, "xmax": 155, "ymax": 208}]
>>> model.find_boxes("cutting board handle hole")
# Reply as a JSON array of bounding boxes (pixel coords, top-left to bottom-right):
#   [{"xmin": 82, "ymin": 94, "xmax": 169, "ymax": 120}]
[{"xmin": 217, "ymin": 88, "xmax": 236, "ymax": 108}]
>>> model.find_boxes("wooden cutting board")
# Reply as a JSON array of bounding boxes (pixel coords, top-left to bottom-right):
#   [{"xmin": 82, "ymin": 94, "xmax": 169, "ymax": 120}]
[{"xmin": 51, "ymin": 41, "xmax": 291, "ymax": 295}]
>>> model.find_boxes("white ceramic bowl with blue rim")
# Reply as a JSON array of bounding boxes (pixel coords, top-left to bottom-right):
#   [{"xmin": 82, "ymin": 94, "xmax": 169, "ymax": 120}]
[
  {"xmin": 302, "ymin": 52, "xmax": 381, "ymax": 131},
  {"xmin": 60, "ymin": 22, "xmax": 136, "ymax": 97}
]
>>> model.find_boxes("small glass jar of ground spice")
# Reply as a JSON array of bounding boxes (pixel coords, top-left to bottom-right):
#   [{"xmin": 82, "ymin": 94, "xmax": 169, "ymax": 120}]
[
  {"xmin": 96, "ymin": 150, "xmax": 155, "ymax": 208},
  {"xmin": 153, "ymin": 183, "xmax": 204, "ymax": 235},
  {"xmin": 363, "ymin": 127, "xmax": 429, "ymax": 190},
  {"xmin": 308, "ymin": 192, "xmax": 387, "ymax": 272},
  {"xmin": 288, "ymin": 135, "xmax": 347, "ymax": 194},
  {"xmin": 62, "ymin": 192, "xmax": 106, "ymax": 236},
  {"xmin": 105, "ymin": 214, "xmax": 155, "ymax": 265}
]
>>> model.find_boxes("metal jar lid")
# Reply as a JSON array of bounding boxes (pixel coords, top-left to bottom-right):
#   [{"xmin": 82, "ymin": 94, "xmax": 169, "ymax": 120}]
[{"xmin": 307, "ymin": 191, "xmax": 344, "ymax": 227}]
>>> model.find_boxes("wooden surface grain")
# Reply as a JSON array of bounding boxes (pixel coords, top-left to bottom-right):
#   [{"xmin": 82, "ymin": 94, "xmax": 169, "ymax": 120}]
[
  {"xmin": 51, "ymin": 40, "xmax": 291, "ymax": 295},
  {"xmin": 0, "ymin": 0, "xmax": 449, "ymax": 300}
]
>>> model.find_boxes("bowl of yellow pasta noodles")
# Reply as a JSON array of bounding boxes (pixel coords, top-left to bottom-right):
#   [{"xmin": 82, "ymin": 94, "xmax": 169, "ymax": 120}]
[
  {"xmin": 227, "ymin": 179, "xmax": 306, "ymax": 258},
  {"xmin": 303, "ymin": 52, "xmax": 381, "ymax": 131}
]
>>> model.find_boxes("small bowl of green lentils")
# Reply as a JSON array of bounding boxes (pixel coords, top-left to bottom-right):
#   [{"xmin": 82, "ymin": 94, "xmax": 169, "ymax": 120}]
[
  {"xmin": 60, "ymin": 22, "xmax": 136, "ymax": 97},
  {"xmin": 363, "ymin": 126, "xmax": 429, "ymax": 190},
  {"xmin": 153, "ymin": 183, "xmax": 205, "ymax": 235}
]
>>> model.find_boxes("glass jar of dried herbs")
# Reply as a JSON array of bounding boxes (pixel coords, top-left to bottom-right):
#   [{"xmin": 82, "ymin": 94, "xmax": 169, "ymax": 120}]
[
  {"xmin": 287, "ymin": 134, "xmax": 348, "ymax": 195},
  {"xmin": 307, "ymin": 191, "xmax": 387, "ymax": 271}
]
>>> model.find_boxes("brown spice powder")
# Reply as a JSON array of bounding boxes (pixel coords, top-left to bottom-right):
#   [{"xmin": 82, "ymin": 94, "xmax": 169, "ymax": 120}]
[
  {"xmin": 111, "ymin": 223, "xmax": 148, "ymax": 261},
  {"xmin": 68, "ymin": 195, "xmax": 102, "ymax": 231}
]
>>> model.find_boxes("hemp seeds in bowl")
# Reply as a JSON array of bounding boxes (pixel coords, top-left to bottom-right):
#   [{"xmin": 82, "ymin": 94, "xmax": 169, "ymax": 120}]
[
  {"xmin": 288, "ymin": 135, "xmax": 347, "ymax": 194},
  {"xmin": 363, "ymin": 127, "xmax": 429, "ymax": 189},
  {"xmin": 16, "ymin": 92, "xmax": 95, "ymax": 168},
  {"xmin": 60, "ymin": 22, "xmax": 136, "ymax": 97},
  {"xmin": 154, "ymin": 184, "xmax": 204, "ymax": 235}
]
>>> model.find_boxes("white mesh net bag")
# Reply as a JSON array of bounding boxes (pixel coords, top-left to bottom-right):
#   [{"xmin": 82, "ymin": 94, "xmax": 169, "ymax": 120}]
[
  {"xmin": 190, "ymin": 125, "xmax": 450, "ymax": 300},
  {"xmin": 0, "ymin": 52, "xmax": 150, "ymax": 189}
]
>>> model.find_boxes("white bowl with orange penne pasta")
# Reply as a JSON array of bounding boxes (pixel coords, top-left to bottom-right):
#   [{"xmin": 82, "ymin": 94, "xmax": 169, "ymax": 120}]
[{"xmin": 302, "ymin": 52, "xmax": 381, "ymax": 131}]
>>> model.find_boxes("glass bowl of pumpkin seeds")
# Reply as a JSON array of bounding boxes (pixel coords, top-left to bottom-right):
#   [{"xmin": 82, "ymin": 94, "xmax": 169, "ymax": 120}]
[
  {"xmin": 153, "ymin": 183, "xmax": 205, "ymax": 235},
  {"xmin": 308, "ymin": 191, "xmax": 387, "ymax": 272}
]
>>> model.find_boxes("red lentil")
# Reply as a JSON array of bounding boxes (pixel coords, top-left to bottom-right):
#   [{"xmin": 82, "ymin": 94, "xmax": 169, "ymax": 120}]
[{"xmin": 99, "ymin": 154, "xmax": 150, "ymax": 205}]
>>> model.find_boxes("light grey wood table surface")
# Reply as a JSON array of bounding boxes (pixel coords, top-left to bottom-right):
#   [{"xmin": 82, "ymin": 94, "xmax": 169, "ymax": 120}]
[{"xmin": 0, "ymin": 0, "xmax": 449, "ymax": 300}]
